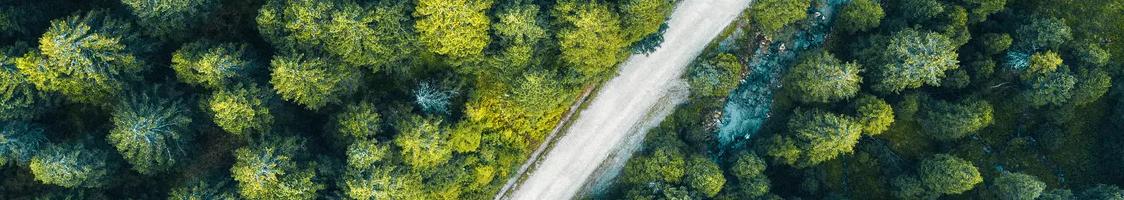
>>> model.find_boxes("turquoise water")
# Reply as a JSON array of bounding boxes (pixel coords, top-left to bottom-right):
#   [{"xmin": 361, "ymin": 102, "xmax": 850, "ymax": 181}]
[{"xmin": 716, "ymin": 0, "xmax": 846, "ymax": 147}]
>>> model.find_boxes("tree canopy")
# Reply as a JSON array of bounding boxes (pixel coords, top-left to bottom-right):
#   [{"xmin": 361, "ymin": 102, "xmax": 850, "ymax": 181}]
[{"xmin": 783, "ymin": 50, "xmax": 863, "ymax": 103}]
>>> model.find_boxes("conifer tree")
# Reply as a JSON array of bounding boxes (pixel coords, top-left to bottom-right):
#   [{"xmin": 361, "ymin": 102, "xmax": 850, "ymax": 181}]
[
  {"xmin": 0, "ymin": 121, "xmax": 46, "ymax": 168},
  {"xmin": 393, "ymin": 116, "xmax": 452, "ymax": 170},
  {"xmin": 872, "ymin": 29, "xmax": 959, "ymax": 93},
  {"xmin": 107, "ymin": 90, "xmax": 193, "ymax": 175},
  {"xmin": 16, "ymin": 10, "xmax": 147, "ymax": 105},
  {"xmin": 0, "ymin": 46, "xmax": 51, "ymax": 121},
  {"xmin": 414, "ymin": 0, "xmax": 493, "ymax": 59},
  {"xmin": 767, "ymin": 108, "xmax": 863, "ymax": 168},
  {"xmin": 257, "ymin": 0, "xmax": 415, "ymax": 70},
  {"xmin": 120, "ymin": 0, "xmax": 219, "ymax": 40},
  {"xmin": 29, "ymin": 143, "xmax": 113, "ymax": 188},
  {"xmin": 172, "ymin": 41, "xmax": 261, "ymax": 90},
  {"xmin": 269, "ymin": 54, "xmax": 361, "ymax": 110},
  {"xmin": 206, "ymin": 83, "xmax": 274, "ymax": 135},
  {"xmin": 231, "ymin": 136, "xmax": 323, "ymax": 200},
  {"xmin": 783, "ymin": 51, "xmax": 863, "ymax": 103},
  {"xmin": 553, "ymin": 0, "xmax": 628, "ymax": 78}
]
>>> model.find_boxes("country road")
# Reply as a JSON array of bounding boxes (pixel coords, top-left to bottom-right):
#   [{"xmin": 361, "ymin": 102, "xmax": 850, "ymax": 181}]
[{"xmin": 501, "ymin": 0, "xmax": 752, "ymax": 199}]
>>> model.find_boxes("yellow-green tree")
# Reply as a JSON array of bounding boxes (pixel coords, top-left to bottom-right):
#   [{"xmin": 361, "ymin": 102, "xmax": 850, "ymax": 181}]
[
  {"xmin": 414, "ymin": 0, "xmax": 493, "ymax": 59},
  {"xmin": 618, "ymin": 0, "xmax": 673, "ymax": 44},
  {"xmin": 231, "ymin": 136, "xmax": 322, "ymax": 200},
  {"xmin": 554, "ymin": 0, "xmax": 629, "ymax": 78},
  {"xmin": 16, "ymin": 10, "xmax": 147, "ymax": 105}
]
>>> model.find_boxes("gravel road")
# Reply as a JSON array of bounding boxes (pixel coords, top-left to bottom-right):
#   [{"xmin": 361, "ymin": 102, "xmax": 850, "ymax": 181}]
[{"xmin": 503, "ymin": 0, "xmax": 751, "ymax": 199}]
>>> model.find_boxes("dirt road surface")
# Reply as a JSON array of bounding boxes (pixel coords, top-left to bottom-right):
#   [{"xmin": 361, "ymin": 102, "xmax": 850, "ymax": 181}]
[{"xmin": 501, "ymin": 0, "xmax": 752, "ymax": 199}]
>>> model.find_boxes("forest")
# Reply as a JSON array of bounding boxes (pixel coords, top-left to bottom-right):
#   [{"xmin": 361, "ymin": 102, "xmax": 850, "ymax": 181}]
[
  {"xmin": 607, "ymin": 0, "xmax": 1124, "ymax": 199},
  {"xmin": 0, "ymin": 0, "xmax": 676, "ymax": 199}
]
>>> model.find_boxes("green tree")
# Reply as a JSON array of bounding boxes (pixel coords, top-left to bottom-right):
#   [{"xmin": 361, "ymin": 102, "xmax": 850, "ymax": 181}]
[
  {"xmin": 342, "ymin": 166, "xmax": 423, "ymax": 200},
  {"xmin": 750, "ymin": 0, "xmax": 809, "ymax": 34},
  {"xmin": 414, "ymin": 0, "xmax": 492, "ymax": 59},
  {"xmin": 1071, "ymin": 68, "xmax": 1112, "ymax": 106},
  {"xmin": 172, "ymin": 41, "xmax": 261, "ymax": 90},
  {"xmin": 618, "ymin": 0, "xmax": 673, "ymax": 43},
  {"xmin": 120, "ymin": 0, "xmax": 218, "ymax": 40},
  {"xmin": 726, "ymin": 152, "xmax": 771, "ymax": 198},
  {"xmin": 872, "ymin": 29, "xmax": 959, "ymax": 93},
  {"xmin": 1020, "ymin": 51, "xmax": 1062, "ymax": 81},
  {"xmin": 553, "ymin": 0, "xmax": 629, "ymax": 78},
  {"xmin": 346, "ymin": 139, "xmax": 388, "ymax": 169},
  {"xmin": 918, "ymin": 154, "xmax": 982, "ymax": 195},
  {"xmin": 492, "ymin": 3, "xmax": 546, "ymax": 68},
  {"xmin": 918, "ymin": 98, "xmax": 993, "ymax": 141},
  {"xmin": 962, "ymin": 0, "xmax": 1006, "ymax": 23},
  {"xmin": 1038, "ymin": 189, "xmax": 1075, "ymax": 200},
  {"xmin": 685, "ymin": 156, "xmax": 725, "ymax": 197},
  {"xmin": 0, "ymin": 121, "xmax": 46, "ymax": 168},
  {"xmin": 394, "ymin": 116, "xmax": 452, "ymax": 170},
  {"xmin": 990, "ymin": 172, "xmax": 1046, "ymax": 200},
  {"xmin": 269, "ymin": 54, "xmax": 361, "ymax": 110},
  {"xmin": 107, "ymin": 90, "xmax": 193, "ymax": 175},
  {"xmin": 29, "ymin": 143, "xmax": 112, "ymax": 188},
  {"xmin": 16, "ymin": 10, "xmax": 147, "ymax": 104},
  {"xmin": 767, "ymin": 108, "xmax": 863, "ymax": 168},
  {"xmin": 257, "ymin": 0, "xmax": 415, "ymax": 70},
  {"xmin": 207, "ymin": 83, "xmax": 274, "ymax": 136},
  {"xmin": 895, "ymin": 0, "xmax": 943, "ymax": 23},
  {"xmin": 783, "ymin": 51, "xmax": 863, "ymax": 103},
  {"xmin": 1023, "ymin": 71, "xmax": 1076, "ymax": 107},
  {"xmin": 621, "ymin": 146, "xmax": 686, "ymax": 185},
  {"xmin": 978, "ymin": 33, "xmax": 1012, "ymax": 55},
  {"xmin": 168, "ymin": 177, "xmax": 239, "ymax": 200},
  {"xmin": 0, "ymin": 47, "xmax": 51, "ymax": 121},
  {"xmin": 1014, "ymin": 17, "xmax": 1071, "ymax": 50},
  {"xmin": 837, "ymin": 0, "xmax": 884, "ymax": 33},
  {"xmin": 231, "ymin": 136, "xmax": 323, "ymax": 200},
  {"xmin": 1079, "ymin": 184, "xmax": 1124, "ymax": 200},
  {"xmin": 892, "ymin": 175, "xmax": 935, "ymax": 199},
  {"xmin": 333, "ymin": 102, "xmax": 381, "ymax": 140},
  {"xmin": 853, "ymin": 95, "xmax": 894, "ymax": 136},
  {"xmin": 689, "ymin": 53, "xmax": 744, "ymax": 98}
]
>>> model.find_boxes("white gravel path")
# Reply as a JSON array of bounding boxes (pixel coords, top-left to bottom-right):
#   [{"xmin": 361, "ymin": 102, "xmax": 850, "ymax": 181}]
[{"xmin": 502, "ymin": 0, "xmax": 751, "ymax": 199}]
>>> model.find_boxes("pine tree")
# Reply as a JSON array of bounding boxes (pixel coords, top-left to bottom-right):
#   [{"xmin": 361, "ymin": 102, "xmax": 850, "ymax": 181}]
[
  {"xmin": 206, "ymin": 83, "xmax": 274, "ymax": 135},
  {"xmin": 872, "ymin": 29, "xmax": 959, "ymax": 93},
  {"xmin": 393, "ymin": 116, "xmax": 452, "ymax": 170},
  {"xmin": 231, "ymin": 136, "xmax": 323, "ymax": 200},
  {"xmin": 0, "ymin": 46, "xmax": 52, "ymax": 121},
  {"xmin": 553, "ymin": 0, "xmax": 628, "ymax": 78},
  {"xmin": 107, "ymin": 89, "xmax": 193, "ymax": 175},
  {"xmin": 257, "ymin": 0, "xmax": 415, "ymax": 70},
  {"xmin": 269, "ymin": 54, "xmax": 360, "ymax": 110},
  {"xmin": 767, "ymin": 108, "xmax": 863, "ymax": 168},
  {"xmin": 16, "ymin": 10, "xmax": 147, "ymax": 105},
  {"xmin": 414, "ymin": 0, "xmax": 493, "ymax": 59},
  {"xmin": 29, "ymin": 143, "xmax": 113, "ymax": 188},
  {"xmin": 120, "ymin": 0, "xmax": 219, "ymax": 40},
  {"xmin": 0, "ymin": 121, "xmax": 46, "ymax": 168},
  {"xmin": 783, "ymin": 51, "xmax": 863, "ymax": 103},
  {"xmin": 172, "ymin": 41, "xmax": 261, "ymax": 90}
]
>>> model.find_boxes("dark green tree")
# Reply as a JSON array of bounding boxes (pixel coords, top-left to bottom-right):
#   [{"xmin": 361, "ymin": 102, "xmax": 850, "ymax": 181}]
[
  {"xmin": 872, "ymin": 29, "xmax": 959, "ymax": 93},
  {"xmin": 269, "ymin": 54, "xmax": 361, "ymax": 110},
  {"xmin": 230, "ymin": 136, "xmax": 323, "ymax": 200},
  {"xmin": 1014, "ymin": 17, "xmax": 1071, "ymax": 50},
  {"xmin": 962, "ymin": 0, "xmax": 1006, "ymax": 23},
  {"xmin": 168, "ymin": 177, "xmax": 239, "ymax": 200},
  {"xmin": 1079, "ymin": 184, "xmax": 1124, "ymax": 200},
  {"xmin": 1037, "ymin": 189, "xmax": 1075, "ymax": 200},
  {"xmin": 918, "ymin": 98, "xmax": 993, "ymax": 141},
  {"xmin": 918, "ymin": 154, "xmax": 982, "ymax": 195},
  {"xmin": 978, "ymin": 33, "xmax": 1012, "ymax": 55},
  {"xmin": 16, "ymin": 10, "xmax": 147, "ymax": 104},
  {"xmin": 553, "ymin": 0, "xmax": 628, "ymax": 78},
  {"xmin": 29, "ymin": 143, "xmax": 113, "ymax": 188},
  {"xmin": 767, "ymin": 108, "xmax": 863, "ymax": 168},
  {"xmin": 1071, "ymin": 68, "xmax": 1112, "ymax": 106},
  {"xmin": 0, "ymin": 121, "xmax": 46, "ymax": 168},
  {"xmin": 837, "ymin": 0, "xmax": 884, "ymax": 33},
  {"xmin": 990, "ymin": 172, "xmax": 1046, "ymax": 200},
  {"xmin": 172, "ymin": 41, "xmax": 261, "ymax": 90},
  {"xmin": 1023, "ymin": 70, "xmax": 1075, "ymax": 107},
  {"xmin": 120, "ymin": 0, "xmax": 219, "ymax": 40},
  {"xmin": 783, "ymin": 51, "xmax": 863, "ymax": 103},
  {"xmin": 107, "ymin": 90, "xmax": 193, "ymax": 175},
  {"xmin": 749, "ymin": 0, "xmax": 809, "ymax": 34}
]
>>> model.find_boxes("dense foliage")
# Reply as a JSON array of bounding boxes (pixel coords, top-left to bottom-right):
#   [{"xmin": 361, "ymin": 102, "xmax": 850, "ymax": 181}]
[
  {"xmin": 0, "ymin": 0, "xmax": 676, "ymax": 198},
  {"xmin": 611, "ymin": 0, "xmax": 1124, "ymax": 199}
]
